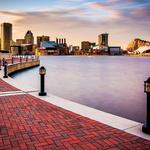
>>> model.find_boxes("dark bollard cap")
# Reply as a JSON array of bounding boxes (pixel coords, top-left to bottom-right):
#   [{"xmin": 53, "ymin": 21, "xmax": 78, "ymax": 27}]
[
  {"xmin": 144, "ymin": 77, "xmax": 150, "ymax": 93},
  {"xmin": 39, "ymin": 66, "xmax": 46, "ymax": 75},
  {"xmin": 146, "ymin": 77, "xmax": 150, "ymax": 83}
]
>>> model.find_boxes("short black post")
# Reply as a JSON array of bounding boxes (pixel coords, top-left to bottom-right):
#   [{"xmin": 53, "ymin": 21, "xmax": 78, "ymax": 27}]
[
  {"xmin": 142, "ymin": 77, "xmax": 150, "ymax": 134},
  {"xmin": 3, "ymin": 61, "xmax": 8, "ymax": 78},
  {"xmin": 12, "ymin": 56, "xmax": 14, "ymax": 64},
  {"xmin": 39, "ymin": 66, "xmax": 47, "ymax": 96}
]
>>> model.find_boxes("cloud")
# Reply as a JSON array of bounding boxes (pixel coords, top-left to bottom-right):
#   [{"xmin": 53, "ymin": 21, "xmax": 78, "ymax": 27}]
[
  {"xmin": 86, "ymin": 0, "xmax": 150, "ymax": 22},
  {"xmin": 0, "ymin": 0, "xmax": 149, "ymax": 49},
  {"xmin": 131, "ymin": 7, "xmax": 150, "ymax": 17},
  {"xmin": 0, "ymin": 8, "xmax": 88, "ymax": 27},
  {"xmin": 0, "ymin": 11, "xmax": 23, "ymax": 22}
]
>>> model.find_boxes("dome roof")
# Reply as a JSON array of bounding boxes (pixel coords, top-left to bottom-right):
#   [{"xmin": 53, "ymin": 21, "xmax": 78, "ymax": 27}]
[{"xmin": 26, "ymin": 30, "xmax": 33, "ymax": 35}]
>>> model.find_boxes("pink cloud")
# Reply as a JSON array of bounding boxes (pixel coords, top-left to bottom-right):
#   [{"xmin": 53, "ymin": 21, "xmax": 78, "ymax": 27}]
[{"xmin": 131, "ymin": 8, "xmax": 150, "ymax": 17}]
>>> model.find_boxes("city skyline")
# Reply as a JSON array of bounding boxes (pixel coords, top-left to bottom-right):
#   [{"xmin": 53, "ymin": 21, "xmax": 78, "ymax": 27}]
[{"xmin": 0, "ymin": 0, "xmax": 150, "ymax": 49}]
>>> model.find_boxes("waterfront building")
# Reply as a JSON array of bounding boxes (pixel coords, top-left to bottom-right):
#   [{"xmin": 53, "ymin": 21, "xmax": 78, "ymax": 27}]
[
  {"xmin": 24, "ymin": 30, "xmax": 34, "ymax": 45},
  {"xmin": 98, "ymin": 33, "xmax": 109, "ymax": 48},
  {"xmin": 81, "ymin": 41, "xmax": 91, "ymax": 50},
  {"xmin": 0, "ymin": 23, "xmax": 12, "ymax": 52},
  {"xmin": 108, "ymin": 46, "xmax": 122, "ymax": 55},
  {"xmin": 36, "ymin": 37, "xmax": 69, "ymax": 56},
  {"xmin": 11, "ymin": 43, "xmax": 34, "ymax": 55},
  {"xmin": 133, "ymin": 46, "xmax": 150, "ymax": 54},
  {"xmin": 37, "ymin": 35, "xmax": 50, "ymax": 48},
  {"xmin": 16, "ymin": 39, "xmax": 26, "ymax": 45},
  {"xmin": 58, "ymin": 38, "xmax": 68, "ymax": 55},
  {"xmin": 69, "ymin": 46, "xmax": 80, "ymax": 55},
  {"xmin": 90, "ymin": 42, "xmax": 96, "ymax": 49},
  {"xmin": 38, "ymin": 41, "xmax": 59, "ymax": 55},
  {"xmin": 73, "ymin": 46, "xmax": 80, "ymax": 51}
]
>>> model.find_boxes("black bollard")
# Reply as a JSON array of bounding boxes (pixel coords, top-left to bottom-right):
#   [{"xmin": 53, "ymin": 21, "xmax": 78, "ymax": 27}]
[
  {"xmin": 142, "ymin": 77, "xmax": 150, "ymax": 134},
  {"xmin": 39, "ymin": 66, "xmax": 47, "ymax": 96},
  {"xmin": 3, "ymin": 61, "xmax": 8, "ymax": 78}
]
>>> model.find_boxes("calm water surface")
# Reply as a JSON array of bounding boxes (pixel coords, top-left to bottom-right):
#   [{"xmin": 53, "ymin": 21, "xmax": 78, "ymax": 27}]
[{"xmin": 11, "ymin": 56, "xmax": 150, "ymax": 123}]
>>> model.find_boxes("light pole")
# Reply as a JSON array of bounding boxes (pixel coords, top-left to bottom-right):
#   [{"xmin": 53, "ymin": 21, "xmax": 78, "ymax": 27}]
[
  {"xmin": 142, "ymin": 77, "xmax": 150, "ymax": 134},
  {"xmin": 3, "ymin": 61, "xmax": 8, "ymax": 78},
  {"xmin": 39, "ymin": 66, "xmax": 47, "ymax": 96}
]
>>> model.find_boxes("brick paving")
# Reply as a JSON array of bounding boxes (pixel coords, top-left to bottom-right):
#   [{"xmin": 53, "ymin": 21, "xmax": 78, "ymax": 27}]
[
  {"xmin": 0, "ymin": 94, "xmax": 150, "ymax": 150},
  {"xmin": 0, "ymin": 79, "xmax": 19, "ymax": 92}
]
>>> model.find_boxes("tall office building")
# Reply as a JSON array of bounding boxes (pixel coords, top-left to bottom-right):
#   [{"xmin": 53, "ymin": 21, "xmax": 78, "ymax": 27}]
[
  {"xmin": 0, "ymin": 23, "xmax": 12, "ymax": 51},
  {"xmin": 98, "ymin": 33, "xmax": 109, "ymax": 48},
  {"xmin": 37, "ymin": 35, "xmax": 49, "ymax": 47},
  {"xmin": 24, "ymin": 30, "xmax": 34, "ymax": 45}
]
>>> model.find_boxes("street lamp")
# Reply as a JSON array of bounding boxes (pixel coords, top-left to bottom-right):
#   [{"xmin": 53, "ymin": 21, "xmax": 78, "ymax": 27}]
[
  {"xmin": 142, "ymin": 77, "xmax": 150, "ymax": 134},
  {"xmin": 39, "ymin": 66, "xmax": 47, "ymax": 96}
]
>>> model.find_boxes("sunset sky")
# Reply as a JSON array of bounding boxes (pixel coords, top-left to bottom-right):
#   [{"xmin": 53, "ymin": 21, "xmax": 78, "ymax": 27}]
[{"xmin": 0, "ymin": 0, "xmax": 149, "ymax": 49}]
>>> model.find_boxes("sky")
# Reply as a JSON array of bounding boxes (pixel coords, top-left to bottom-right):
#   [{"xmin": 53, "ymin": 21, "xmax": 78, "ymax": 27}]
[{"xmin": 0, "ymin": 0, "xmax": 150, "ymax": 49}]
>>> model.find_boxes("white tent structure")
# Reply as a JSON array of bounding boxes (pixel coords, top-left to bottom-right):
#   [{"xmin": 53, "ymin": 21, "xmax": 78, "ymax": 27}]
[{"xmin": 135, "ymin": 46, "xmax": 150, "ymax": 53}]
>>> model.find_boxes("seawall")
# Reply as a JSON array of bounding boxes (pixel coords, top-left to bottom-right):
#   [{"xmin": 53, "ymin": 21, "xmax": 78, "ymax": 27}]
[{"xmin": 7, "ymin": 60, "xmax": 40, "ymax": 75}]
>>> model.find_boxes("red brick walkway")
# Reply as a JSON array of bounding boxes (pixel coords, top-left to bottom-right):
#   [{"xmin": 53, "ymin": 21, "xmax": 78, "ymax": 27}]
[
  {"xmin": 0, "ymin": 94, "xmax": 150, "ymax": 150},
  {"xmin": 0, "ymin": 79, "xmax": 19, "ymax": 92}
]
